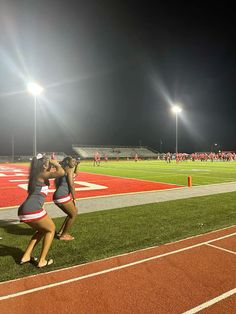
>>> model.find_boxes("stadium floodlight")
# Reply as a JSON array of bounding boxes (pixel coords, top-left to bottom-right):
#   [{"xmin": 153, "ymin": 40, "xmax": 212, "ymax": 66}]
[
  {"xmin": 172, "ymin": 105, "xmax": 182, "ymax": 114},
  {"xmin": 27, "ymin": 82, "xmax": 44, "ymax": 156},
  {"xmin": 172, "ymin": 105, "xmax": 182, "ymax": 154},
  {"xmin": 27, "ymin": 82, "xmax": 44, "ymax": 96}
]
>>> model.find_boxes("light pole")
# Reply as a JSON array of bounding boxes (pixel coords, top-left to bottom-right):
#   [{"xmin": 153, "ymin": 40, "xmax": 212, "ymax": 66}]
[
  {"xmin": 27, "ymin": 82, "xmax": 44, "ymax": 156},
  {"xmin": 11, "ymin": 134, "xmax": 14, "ymax": 162},
  {"xmin": 172, "ymin": 105, "xmax": 182, "ymax": 154}
]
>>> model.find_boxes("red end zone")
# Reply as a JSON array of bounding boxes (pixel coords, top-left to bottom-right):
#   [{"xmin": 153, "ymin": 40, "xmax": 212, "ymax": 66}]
[{"xmin": 0, "ymin": 164, "xmax": 182, "ymax": 208}]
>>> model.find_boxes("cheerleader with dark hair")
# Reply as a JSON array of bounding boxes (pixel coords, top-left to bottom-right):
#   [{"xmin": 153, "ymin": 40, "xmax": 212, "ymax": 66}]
[
  {"xmin": 53, "ymin": 156, "xmax": 78, "ymax": 240},
  {"xmin": 18, "ymin": 155, "xmax": 64, "ymax": 268}
]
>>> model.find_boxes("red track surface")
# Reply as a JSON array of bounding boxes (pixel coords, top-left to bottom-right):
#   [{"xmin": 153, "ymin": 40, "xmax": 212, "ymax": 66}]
[
  {"xmin": 0, "ymin": 226, "xmax": 236, "ymax": 313},
  {"xmin": 0, "ymin": 164, "xmax": 181, "ymax": 208}
]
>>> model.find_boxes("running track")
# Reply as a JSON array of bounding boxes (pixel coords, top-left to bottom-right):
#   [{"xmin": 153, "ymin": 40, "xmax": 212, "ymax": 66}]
[{"xmin": 0, "ymin": 226, "xmax": 236, "ymax": 313}]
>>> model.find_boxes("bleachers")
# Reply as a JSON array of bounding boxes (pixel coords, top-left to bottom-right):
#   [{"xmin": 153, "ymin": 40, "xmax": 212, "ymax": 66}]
[{"xmin": 72, "ymin": 145, "xmax": 158, "ymax": 159}]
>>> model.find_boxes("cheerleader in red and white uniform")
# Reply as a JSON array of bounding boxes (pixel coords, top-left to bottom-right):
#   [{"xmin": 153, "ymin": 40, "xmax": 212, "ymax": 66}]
[
  {"xmin": 53, "ymin": 156, "xmax": 78, "ymax": 240},
  {"xmin": 18, "ymin": 155, "xmax": 64, "ymax": 267}
]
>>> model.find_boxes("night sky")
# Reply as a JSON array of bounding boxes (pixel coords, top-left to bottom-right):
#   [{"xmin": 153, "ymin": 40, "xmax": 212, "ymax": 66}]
[{"xmin": 0, "ymin": 1, "xmax": 235, "ymax": 155}]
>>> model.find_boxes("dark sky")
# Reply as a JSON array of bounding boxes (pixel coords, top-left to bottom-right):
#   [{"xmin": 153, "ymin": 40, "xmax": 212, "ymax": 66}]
[{"xmin": 0, "ymin": 1, "xmax": 235, "ymax": 154}]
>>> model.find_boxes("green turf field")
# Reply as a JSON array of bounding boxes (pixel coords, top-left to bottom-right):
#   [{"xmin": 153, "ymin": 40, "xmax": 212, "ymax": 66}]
[{"xmin": 80, "ymin": 160, "xmax": 236, "ymax": 186}]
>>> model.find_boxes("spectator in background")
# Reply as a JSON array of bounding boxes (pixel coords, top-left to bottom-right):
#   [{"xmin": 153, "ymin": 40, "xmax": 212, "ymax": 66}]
[
  {"xmin": 94, "ymin": 152, "xmax": 101, "ymax": 166},
  {"xmin": 74, "ymin": 157, "xmax": 80, "ymax": 177}
]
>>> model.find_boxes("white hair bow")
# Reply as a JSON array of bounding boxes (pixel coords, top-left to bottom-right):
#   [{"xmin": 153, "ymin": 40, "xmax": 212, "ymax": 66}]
[{"xmin": 36, "ymin": 153, "xmax": 43, "ymax": 159}]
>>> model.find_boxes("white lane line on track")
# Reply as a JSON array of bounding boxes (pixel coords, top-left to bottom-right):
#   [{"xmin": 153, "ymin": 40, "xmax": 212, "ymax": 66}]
[
  {"xmin": 182, "ymin": 288, "xmax": 236, "ymax": 314},
  {"xmin": 206, "ymin": 243, "xmax": 236, "ymax": 255},
  {"xmin": 0, "ymin": 232, "xmax": 236, "ymax": 301}
]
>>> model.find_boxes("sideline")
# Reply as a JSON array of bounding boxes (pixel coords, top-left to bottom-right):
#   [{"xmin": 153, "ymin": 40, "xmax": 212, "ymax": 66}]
[{"xmin": 1, "ymin": 181, "xmax": 236, "ymax": 225}]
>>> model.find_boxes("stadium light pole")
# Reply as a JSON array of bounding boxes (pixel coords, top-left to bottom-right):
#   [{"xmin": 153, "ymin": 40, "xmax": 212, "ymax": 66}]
[
  {"xmin": 172, "ymin": 105, "xmax": 182, "ymax": 154},
  {"xmin": 27, "ymin": 82, "xmax": 44, "ymax": 156}
]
